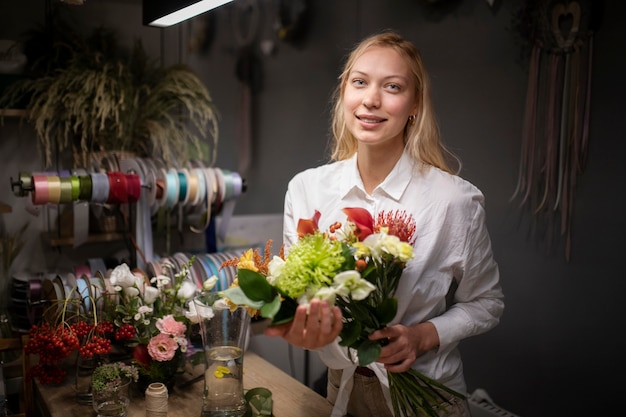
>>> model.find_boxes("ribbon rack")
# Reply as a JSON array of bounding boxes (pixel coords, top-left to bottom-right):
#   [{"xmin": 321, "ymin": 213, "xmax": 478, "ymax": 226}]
[{"xmin": 9, "ymin": 155, "xmax": 246, "ymax": 269}]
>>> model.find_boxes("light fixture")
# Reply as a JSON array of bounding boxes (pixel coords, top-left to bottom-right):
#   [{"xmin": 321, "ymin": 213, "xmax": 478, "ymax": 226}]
[{"xmin": 143, "ymin": 0, "xmax": 234, "ymax": 27}]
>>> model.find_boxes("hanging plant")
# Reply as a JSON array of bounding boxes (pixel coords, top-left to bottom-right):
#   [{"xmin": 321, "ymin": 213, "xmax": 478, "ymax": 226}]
[{"xmin": 0, "ymin": 24, "xmax": 219, "ymax": 168}]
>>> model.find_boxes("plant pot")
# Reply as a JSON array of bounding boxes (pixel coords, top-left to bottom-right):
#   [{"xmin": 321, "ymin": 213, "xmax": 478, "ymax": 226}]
[{"xmin": 92, "ymin": 377, "xmax": 131, "ymax": 417}]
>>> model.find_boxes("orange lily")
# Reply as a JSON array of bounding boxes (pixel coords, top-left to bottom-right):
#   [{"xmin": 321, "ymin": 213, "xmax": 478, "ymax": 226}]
[
  {"xmin": 342, "ymin": 207, "xmax": 374, "ymax": 241},
  {"xmin": 297, "ymin": 210, "xmax": 321, "ymax": 237}
]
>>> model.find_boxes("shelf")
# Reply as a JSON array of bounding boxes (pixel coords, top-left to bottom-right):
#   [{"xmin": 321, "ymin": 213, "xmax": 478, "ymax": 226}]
[
  {"xmin": 0, "ymin": 109, "xmax": 28, "ymax": 118},
  {"xmin": 43, "ymin": 232, "xmax": 126, "ymax": 247}
]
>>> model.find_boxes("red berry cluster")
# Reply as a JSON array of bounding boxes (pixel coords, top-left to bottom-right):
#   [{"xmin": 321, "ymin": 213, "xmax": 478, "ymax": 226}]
[
  {"xmin": 78, "ymin": 335, "xmax": 112, "ymax": 359},
  {"xmin": 25, "ymin": 319, "xmax": 117, "ymax": 384},
  {"xmin": 27, "ymin": 363, "xmax": 67, "ymax": 385},
  {"xmin": 69, "ymin": 320, "xmax": 92, "ymax": 338},
  {"xmin": 95, "ymin": 321, "xmax": 114, "ymax": 335},
  {"xmin": 115, "ymin": 323, "xmax": 137, "ymax": 341},
  {"xmin": 25, "ymin": 323, "xmax": 80, "ymax": 363}
]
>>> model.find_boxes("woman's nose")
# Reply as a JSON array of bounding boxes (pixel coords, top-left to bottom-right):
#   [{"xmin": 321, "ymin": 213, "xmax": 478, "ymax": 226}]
[{"xmin": 362, "ymin": 88, "xmax": 380, "ymax": 108}]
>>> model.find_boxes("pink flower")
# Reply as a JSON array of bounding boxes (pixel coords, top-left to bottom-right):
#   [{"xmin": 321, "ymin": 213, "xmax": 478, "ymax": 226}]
[
  {"xmin": 147, "ymin": 333, "xmax": 178, "ymax": 361},
  {"xmin": 156, "ymin": 315, "xmax": 187, "ymax": 337}
]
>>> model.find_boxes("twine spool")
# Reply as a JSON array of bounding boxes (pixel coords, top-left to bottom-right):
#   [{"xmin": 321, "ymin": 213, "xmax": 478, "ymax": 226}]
[{"xmin": 145, "ymin": 382, "xmax": 169, "ymax": 417}]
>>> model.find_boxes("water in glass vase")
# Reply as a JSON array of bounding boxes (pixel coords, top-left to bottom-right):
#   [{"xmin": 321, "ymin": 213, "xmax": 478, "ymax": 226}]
[{"xmin": 202, "ymin": 346, "xmax": 246, "ymax": 417}]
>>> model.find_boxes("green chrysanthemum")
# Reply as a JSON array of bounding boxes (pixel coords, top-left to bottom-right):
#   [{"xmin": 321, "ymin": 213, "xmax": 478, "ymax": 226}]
[{"xmin": 275, "ymin": 232, "xmax": 346, "ymax": 299}]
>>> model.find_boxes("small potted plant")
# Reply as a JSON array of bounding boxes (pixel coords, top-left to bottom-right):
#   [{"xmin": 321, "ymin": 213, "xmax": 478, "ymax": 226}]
[{"xmin": 91, "ymin": 362, "xmax": 138, "ymax": 417}]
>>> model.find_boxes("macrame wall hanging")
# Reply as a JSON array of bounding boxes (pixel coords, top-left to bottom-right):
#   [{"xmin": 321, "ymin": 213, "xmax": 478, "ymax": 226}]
[{"xmin": 510, "ymin": 0, "xmax": 602, "ymax": 261}]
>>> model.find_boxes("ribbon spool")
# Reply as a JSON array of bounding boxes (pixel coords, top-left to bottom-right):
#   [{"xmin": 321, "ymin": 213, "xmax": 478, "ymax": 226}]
[{"xmin": 145, "ymin": 382, "xmax": 168, "ymax": 417}]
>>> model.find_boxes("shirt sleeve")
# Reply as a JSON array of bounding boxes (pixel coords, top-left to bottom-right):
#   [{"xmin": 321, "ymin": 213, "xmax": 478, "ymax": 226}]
[
  {"xmin": 282, "ymin": 179, "xmax": 299, "ymax": 249},
  {"xmin": 428, "ymin": 198, "xmax": 505, "ymax": 350}
]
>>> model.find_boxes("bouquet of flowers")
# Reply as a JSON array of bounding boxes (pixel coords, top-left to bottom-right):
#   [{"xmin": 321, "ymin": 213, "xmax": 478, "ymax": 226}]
[
  {"xmin": 107, "ymin": 258, "xmax": 200, "ymax": 385},
  {"xmin": 221, "ymin": 207, "xmax": 464, "ymax": 417},
  {"xmin": 24, "ymin": 257, "xmax": 200, "ymax": 386}
]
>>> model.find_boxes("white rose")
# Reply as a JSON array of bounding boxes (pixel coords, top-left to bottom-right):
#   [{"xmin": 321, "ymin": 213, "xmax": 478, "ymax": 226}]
[
  {"xmin": 194, "ymin": 299, "xmax": 216, "ymax": 320},
  {"xmin": 267, "ymin": 256, "xmax": 285, "ymax": 285},
  {"xmin": 143, "ymin": 285, "xmax": 160, "ymax": 305},
  {"xmin": 177, "ymin": 280, "xmax": 197, "ymax": 300},
  {"xmin": 203, "ymin": 276, "xmax": 218, "ymax": 291},
  {"xmin": 123, "ymin": 286, "xmax": 139, "ymax": 298},
  {"xmin": 184, "ymin": 301, "xmax": 200, "ymax": 324},
  {"xmin": 109, "ymin": 264, "xmax": 136, "ymax": 288},
  {"xmin": 133, "ymin": 275, "xmax": 146, "ymax": 295}
]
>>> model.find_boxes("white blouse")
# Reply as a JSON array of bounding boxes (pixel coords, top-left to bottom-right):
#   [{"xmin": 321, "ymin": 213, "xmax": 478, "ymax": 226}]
[{"xmin": 283, "ymin": 151, "xmax": 505, "ymax": 416}]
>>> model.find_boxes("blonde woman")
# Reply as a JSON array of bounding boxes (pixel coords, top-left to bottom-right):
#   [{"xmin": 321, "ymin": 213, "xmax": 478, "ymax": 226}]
[{"xmin": 266, "ymin": 31, "xmax": 504, "ymax": 417}]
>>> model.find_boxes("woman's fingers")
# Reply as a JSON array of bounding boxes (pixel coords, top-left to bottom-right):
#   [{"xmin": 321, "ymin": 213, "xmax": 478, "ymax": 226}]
[{"xmin": 264, "ymin": 300, "xmax": 343, "ymax": 350}]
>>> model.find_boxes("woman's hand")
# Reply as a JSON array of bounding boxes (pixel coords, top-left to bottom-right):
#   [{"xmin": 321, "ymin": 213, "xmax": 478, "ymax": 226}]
[
  {"xmin": 369, "ymin": 322, "xmax": 440, "ymax": 373},
  {"xmin": 263, "ymin": 299, "xmax": 343, "ymax": 350}
]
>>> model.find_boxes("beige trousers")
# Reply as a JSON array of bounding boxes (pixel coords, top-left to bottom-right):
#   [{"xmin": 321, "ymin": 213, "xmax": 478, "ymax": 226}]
[{"xmin": 326, "ymin": 368, "xmax": 472, "ymax": 417}]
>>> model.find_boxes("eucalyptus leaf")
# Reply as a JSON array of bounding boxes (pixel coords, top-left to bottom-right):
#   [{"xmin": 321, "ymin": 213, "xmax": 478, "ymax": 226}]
[
  {"xmin": 259, "ymin": 295, "xmax": 282, "ymax": 319},
  {"xmin": 238, "ymin": 269, "xmax": 276, "ymax": 302},
  {"xmin": 220, "ymin": 287, "xmax": 264, "ymax": 310}
]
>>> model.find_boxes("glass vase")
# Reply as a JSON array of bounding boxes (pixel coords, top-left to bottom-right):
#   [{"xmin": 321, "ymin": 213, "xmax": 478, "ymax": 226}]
[
  {"xmin": 92, "ymin": 377, "xmax": 131, "ymax": 417},
  {"xmin": 194, "ymin": 300, "xmax": 250, "ymax": 417}
]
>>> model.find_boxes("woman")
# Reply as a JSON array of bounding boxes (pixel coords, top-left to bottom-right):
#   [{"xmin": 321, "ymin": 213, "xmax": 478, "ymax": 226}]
[{"xmin": 265, "ymin": 31, "xmax": 505, "ymax": 417}]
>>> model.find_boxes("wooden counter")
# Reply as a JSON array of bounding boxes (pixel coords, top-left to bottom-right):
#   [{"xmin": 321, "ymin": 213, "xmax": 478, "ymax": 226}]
[{"xmin": 35, "ymin": 352, "xmax": 332, "ymax": 417}]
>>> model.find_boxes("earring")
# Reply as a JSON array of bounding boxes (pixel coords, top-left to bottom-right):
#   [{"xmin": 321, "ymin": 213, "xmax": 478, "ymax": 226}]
[{"xmin": 408, "ymin": 115, "xmax": 416, "ymax": 125}]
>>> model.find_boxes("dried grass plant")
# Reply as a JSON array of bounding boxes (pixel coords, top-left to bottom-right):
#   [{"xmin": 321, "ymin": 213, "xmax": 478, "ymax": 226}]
[{"xmin": 1, "ymin": 28, "xmax": 219, "ymax": 168}]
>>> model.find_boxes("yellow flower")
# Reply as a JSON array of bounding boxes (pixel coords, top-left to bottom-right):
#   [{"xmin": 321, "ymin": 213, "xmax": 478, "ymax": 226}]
[
  {"xmin": 214, "ymin": 366, "xmax": 231, "ymax": 378},
  {"xmin": 238, "ymin": 249, "xmax": 258, "ymax": 272}
]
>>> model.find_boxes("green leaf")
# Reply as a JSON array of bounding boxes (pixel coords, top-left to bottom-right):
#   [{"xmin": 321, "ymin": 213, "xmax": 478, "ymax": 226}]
[
  {"xmin": 340, "ymin": 243, "xmax": 356, "ymax": 270},
  {"xmin": 339, "ymin": 320, "xmax": 361, "ymax": 347},
  {"xmin": 270, "ymin": 297, "xmax": 298, "ymax": 325},
  {"xmin": 357, "ymin": 339, "xmax": 381, "ymax": 366},
  {"xmin": 220, "ymin": 287, "xmax": 265, "ymax": 309},
  {"xmin": 244, "ymin": 387, "xmax": 274, "ymax": 417},
  {"xmin": 359, "ymin": 264, "xmax": 377, "ymax": 283},
  {"xmin": 259, "ymin": 295, "xmax": 282, "ymax": 319},
  {"xmin": 238, "ymin": 269, "xmax": 276, "ymax": 302},
  {"xmin": 376, "ymin": 297, "xmax": 398, "ymax": 326}
]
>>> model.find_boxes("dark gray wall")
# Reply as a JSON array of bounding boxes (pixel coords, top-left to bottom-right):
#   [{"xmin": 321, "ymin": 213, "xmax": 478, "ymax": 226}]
[{"xmin": 1, "ymin": 1, "xmax": 625, "ymax": 416}]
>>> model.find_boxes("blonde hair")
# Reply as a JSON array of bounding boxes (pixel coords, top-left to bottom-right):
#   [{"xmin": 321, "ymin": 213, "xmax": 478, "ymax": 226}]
[{"xmin": 329, "ymin": 31, "xmax": 460, "ymax": 174}]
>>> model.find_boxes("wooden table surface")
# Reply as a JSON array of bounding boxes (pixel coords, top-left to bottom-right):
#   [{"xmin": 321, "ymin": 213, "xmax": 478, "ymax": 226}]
[{"xmin": 35, "ymin": 351, "xmax": 332, "ymax": 417}]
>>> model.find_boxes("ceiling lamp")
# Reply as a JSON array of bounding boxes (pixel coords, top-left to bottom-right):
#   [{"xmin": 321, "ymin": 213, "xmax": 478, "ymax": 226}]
[{"xmin": 143, "ymin": 0, "xmax": 234, "ymax": 27}]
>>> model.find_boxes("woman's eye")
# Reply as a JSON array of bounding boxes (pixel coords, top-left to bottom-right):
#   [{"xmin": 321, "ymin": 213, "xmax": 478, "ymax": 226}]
[
  {"xmin": 387, "ymin": 83, "xmax": 400, "ymax": 91},
  {"xmin": 352, "ymin": 79, "xmax": 365, "ymax": 86}
]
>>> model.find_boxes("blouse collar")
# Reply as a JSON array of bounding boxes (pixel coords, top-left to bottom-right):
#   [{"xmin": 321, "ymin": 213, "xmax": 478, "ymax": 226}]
[{"xmin": 339, "ymin": 150, "xmax": 415, "ymax": 201}]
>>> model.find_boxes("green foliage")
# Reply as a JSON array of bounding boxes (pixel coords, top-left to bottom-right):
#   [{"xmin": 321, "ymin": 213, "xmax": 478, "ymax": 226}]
[
  {"xmin": 237, "ymin": 269, "xmax": 276, "ymax": 303},
  {"xmin": 0, "ymin": 26, "xmax": 219, "ymax": 168},
  {"xmin": 92, "ymin": 362, "xmax": 138, "ymax": 393}
]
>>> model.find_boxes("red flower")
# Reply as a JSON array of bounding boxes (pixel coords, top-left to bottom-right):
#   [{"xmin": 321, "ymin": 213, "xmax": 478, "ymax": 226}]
[
  {"xmin": 376, "ymin": 210, "xmax": 417, "ymax": 244},
  {"xmin": 132, "ymin": 343, "xmax": 152, "ymax": 367},
  {"xmin": 297, "ymin": 210, "xmax": 321, "ymax": 237},
  {"xmin": 342, "ymin": 207, "xmax": 375, "ymax": 241}
]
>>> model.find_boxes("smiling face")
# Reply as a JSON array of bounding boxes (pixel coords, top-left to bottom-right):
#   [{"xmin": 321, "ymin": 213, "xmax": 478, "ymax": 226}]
[{"xmin": 342, "ymin": 46, "xmax": 418, "ymax": 152}]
